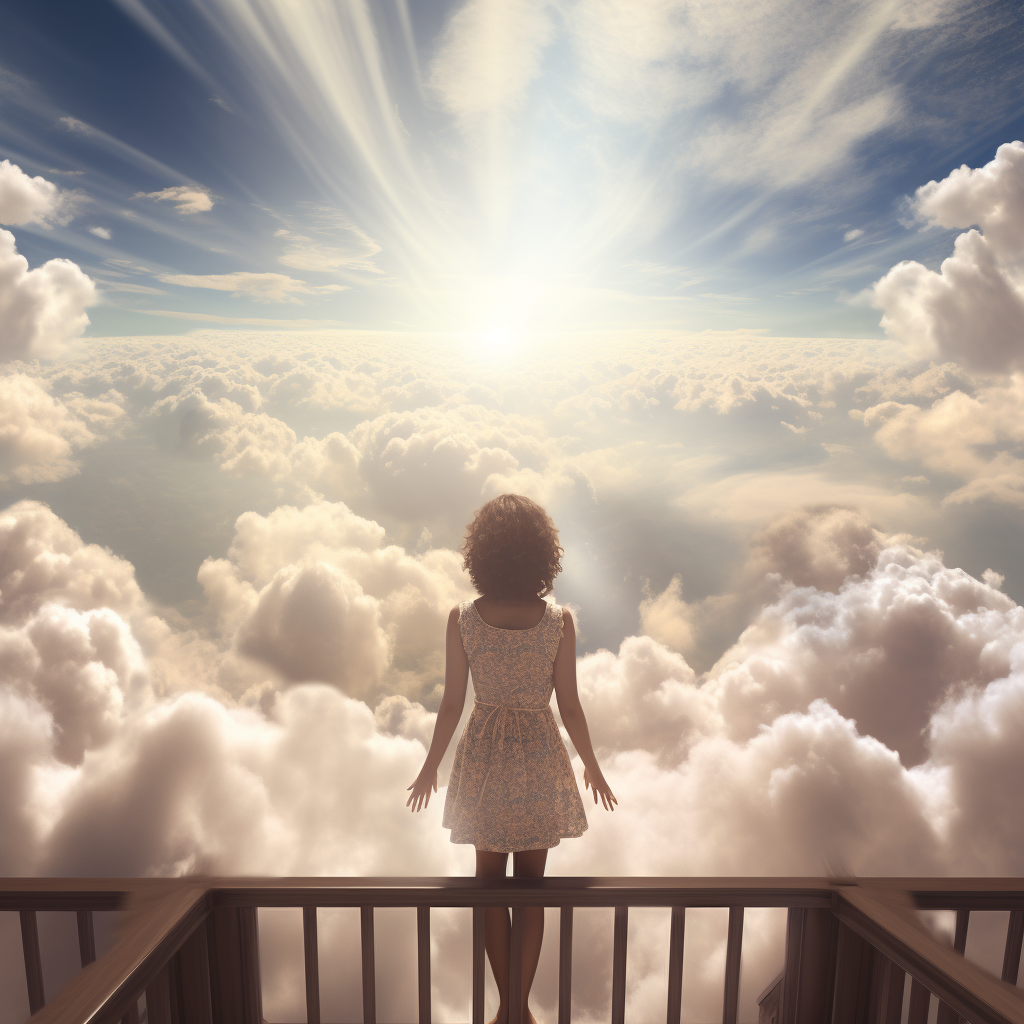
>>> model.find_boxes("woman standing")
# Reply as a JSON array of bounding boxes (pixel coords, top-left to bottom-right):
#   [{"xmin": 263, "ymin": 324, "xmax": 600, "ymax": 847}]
[{"xmin": 408, "ymin": 494, "xmax": 616, "ymax": 1024}]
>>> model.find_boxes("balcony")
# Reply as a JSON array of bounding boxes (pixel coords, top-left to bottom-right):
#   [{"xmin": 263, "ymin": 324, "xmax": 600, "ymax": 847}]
[{"xmin": 4, "ymin": 877, "xmax": 1024, "ymax": 1024}]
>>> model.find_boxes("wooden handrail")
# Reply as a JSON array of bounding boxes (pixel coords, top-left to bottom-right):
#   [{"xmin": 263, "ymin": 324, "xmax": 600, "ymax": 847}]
[
  {"xmin": 836, "ymin": 886, "xmax": 1024, "ymax": 1024},
  {"xmin": 7, "ymin": 877, "xmax": 1024, "ymax": 1024},
  {"xmin": 26, "ymin": 881, "xmax": 208, "ymax": 1024}
]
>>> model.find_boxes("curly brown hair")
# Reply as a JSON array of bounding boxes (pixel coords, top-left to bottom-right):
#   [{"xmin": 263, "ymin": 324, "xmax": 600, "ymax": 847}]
[{"xmin": 462, "ymin": 494, "xmax": 563, "ymax": 600}]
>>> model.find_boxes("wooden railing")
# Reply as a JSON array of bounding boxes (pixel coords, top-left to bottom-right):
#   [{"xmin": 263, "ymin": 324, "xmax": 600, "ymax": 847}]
[{"xmin": 3, "ymin": 877, "xmax": 1024, "ymax": 1024}]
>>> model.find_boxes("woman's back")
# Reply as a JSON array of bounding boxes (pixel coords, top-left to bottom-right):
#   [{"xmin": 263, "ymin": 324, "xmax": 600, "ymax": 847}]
[{"xmin": 461, "ymin": 598, "xmax": 563, "ymax": 709}]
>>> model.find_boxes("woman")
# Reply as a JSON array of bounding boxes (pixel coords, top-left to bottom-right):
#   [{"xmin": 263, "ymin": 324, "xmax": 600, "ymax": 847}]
[{"xmin": 408, "ymin": 493, "xmax": 616, "ymax": 1024}]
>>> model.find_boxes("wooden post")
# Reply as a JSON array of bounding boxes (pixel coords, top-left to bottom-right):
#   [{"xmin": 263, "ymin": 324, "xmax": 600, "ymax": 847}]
[
  {"xmin": 509, "ymin": 908, "xmax": 524, "ymax": 1024},
  {"xmin": 723, "ymin": 907, "xmax": 743, "ymax": 1024},
  {"xmin": 173, "ymin": 914, "xmax": 213, "ymax": 1024},
  {"xmin": 782, "ymin": 907, "xmax": 837, "ymax": 1024},
  {"xmin": 304, "ymin": 907, "xmax": 321, "ymax": 1024},
  {"xmin": 208, "ymin": 906, "xmax": 263, "ymax": 1024},
  {"xmin": 936, "ymin": 909, "xmax": 969, "ymax": 1024},
  {"xmin": 77, "ymin": 909, "xmax": 97, "ymax": 967},
  {"xmin": 611, "ymin": 906, "xmax": 628, "ymax": 1024},
  {"xmin": 666, "ymin": 907, "xmax": 684, "ymax": 1024},
  {"xmin": 871, "ymin": 953, "xmax": 905, "ymax": 1024},
  {"xmin": 1003, "ymin": 909, "xmax": 1024, "ymax": 985},
  {"xmin": 20, "ymin": 908, "xmax": 45, "ymax": 1015},
  {"xmin": 417, "ymin": 906, "xmax": 430, "ymax": 1024},
  {"xmin": 472, "ymin": 906, "xmax": 485, "ymax": 1024},
  {"xmin": 559, "ymin": 906, "xmax": 574, "ymax": 1024},
  {"xmin": 831, "ymin": 921, "xmax": 875, "ymax": 1024},
  {"xmin": 361, "ymin": 905, "xmax": 376, "ymax": 1024},
  {"xmin": 906, "ymin": 979, "xmax": 931, "ymax": 1024},
  {"xmin": 146, "ymin": 964, "xmax": 172, "ymax": 1024}
]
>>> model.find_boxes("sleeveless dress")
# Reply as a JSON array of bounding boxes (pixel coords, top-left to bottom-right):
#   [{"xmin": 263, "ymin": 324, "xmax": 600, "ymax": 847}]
[{"xmin": 442, "ymin": 599, "xmax": 588, "ymax": 852}]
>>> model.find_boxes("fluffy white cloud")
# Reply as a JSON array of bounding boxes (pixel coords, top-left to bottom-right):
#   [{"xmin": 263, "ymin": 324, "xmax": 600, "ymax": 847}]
[
  {"xmin": 88, "ymin": 226, "xmax": 111, "ymax": 240},
  {"xmin": 5, "ymin": 493, "xmax": 1024, "ymax": 1018},
  {"xmin": 869, "ymin": 141, "xmax": 1024, "ymax": 372},
  {"xmin": 863, "ymin": 375, "xmax": 1024, "ymax": 506},
  {"xmin": 199, "ymin": 500, "xmax": 474, "ymax": 702},
  {"xmin": 0, "ymin": 160, "xmax": 74, "ymax": 226},
  {"xmin": 0, "ymin": 229, "xmax": 96, "ymax": 361},
  {"xmin": 0, "ymin": 501, "xmax": 145, "ymax": 625},
  {"xmin": 133, "ymin": 185, "xmax": 214, "ymax": 214},
  {"xmin": 0, "ymin": 375, "xmax": 124, "ymax": 485}
]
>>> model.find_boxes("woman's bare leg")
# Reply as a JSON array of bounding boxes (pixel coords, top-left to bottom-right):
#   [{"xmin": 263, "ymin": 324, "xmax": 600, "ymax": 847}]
[
  {"xmin": 476, "ymin": 849, "xmax": 511, "ymax": 1024},
  {"xmin": 512, "ymin": 849, "xmax": 548, "ymax": 1024}
]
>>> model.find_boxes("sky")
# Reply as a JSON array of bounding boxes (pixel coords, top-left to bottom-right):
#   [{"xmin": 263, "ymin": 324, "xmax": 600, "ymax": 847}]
[{"xmin": 1, "ymin": 1, "xmax": 1024, "ymax": 1022}]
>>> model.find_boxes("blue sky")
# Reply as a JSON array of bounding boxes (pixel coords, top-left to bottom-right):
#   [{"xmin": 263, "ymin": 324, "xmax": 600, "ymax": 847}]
[{"xmin": 2, "ymin": 0, "xmax": 1020, "ymax": 337}]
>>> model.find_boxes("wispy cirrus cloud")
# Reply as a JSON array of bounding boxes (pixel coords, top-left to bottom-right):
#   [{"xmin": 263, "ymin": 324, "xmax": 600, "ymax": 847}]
[{"xmin": 157, "ymin": 270, "xmax": 346, "ymax": 303}]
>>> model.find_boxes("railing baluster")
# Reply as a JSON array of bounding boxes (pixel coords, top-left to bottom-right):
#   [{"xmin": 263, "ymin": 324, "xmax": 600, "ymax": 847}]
[
  {"xmin": 20, "ymin": 908, "xmax": 45, "ymax": 1014},
  {"xmin": 936, "ymin": 910, "xmax": 970, "ymax": 1024},
  {"xmin": 176, "ymin": 918, "xmax": 213, "ymax": 1024},
  {"xmin": 873, "ymin": 955, "xmax": 905, "ymax": 1024},
  {"xmin": 1003, "ymin": 909, "xmax": 1024, "ymax": 984},
  {"xmin": 906, "ymin": 978, "xmax": 931, "ymax": 1024},
  {"xmin": 510, "ymin": 907, "xmax": 525, "ymax": 1024},
  {"xmin": 304, "ymin": 906, "xmax": 321, "ymax": 1024},
  {"xmin": 559, "ymin": 906, "xmax": 574, "ymax": 1024},
  {"xmin": 611, "ymin": 906, "xmax": 628, "ymax": 1024},
  {"xmin": 722, "ymin": 907, "xmax": 743, "ymax": 1024},
  {"xmin": 77, "ymin": 909, "xmax": 97, "ymax": 967},
  {"xmin": 121, "ymin": 998, "xmax": 141, "ymax": 1024},
  {"xmin": 472, "ymin": 906, "xmax": 485, "ymax": 1024},
  {"xmin": 417, "ymin": 906, "xmax": 431, "ymax": 1024},
  {"xmin": 666, "ymin": 907, "xmax": 684, "ymax": 1024},
  {"xmin": 361, "ymin": 905, "xmax": 377, "ymax": 1024},
  {"xmin": 146, "ymin": 964, "xmax": 172, "ymax": 1024}
]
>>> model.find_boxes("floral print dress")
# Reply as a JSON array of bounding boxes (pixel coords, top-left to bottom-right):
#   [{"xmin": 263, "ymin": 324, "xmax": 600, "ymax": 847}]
[{"xmin": 442, "ymin": 599, "xmax": 588, "ymax": 852}]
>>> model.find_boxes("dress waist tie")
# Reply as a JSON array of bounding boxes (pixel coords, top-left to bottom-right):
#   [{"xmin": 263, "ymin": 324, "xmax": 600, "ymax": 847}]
[{"xmin": 470, "ymin": 700, "xmax": 549, "ymax": 807}]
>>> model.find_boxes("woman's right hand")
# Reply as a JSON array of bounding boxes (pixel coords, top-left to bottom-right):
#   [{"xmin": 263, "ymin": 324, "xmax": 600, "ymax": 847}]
[
  {"xmin": 406, "ymin": 766, "xmax": 438, "ymax": 812},
  {"xmin": 584, "ymin": 767, "xmax": 617, "ymax": 811}
]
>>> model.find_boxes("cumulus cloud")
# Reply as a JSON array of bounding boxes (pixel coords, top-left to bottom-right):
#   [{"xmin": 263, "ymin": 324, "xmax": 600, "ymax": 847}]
[
  {"xmin": 641, "ymin": 506, "xmax": 888, "ymax": 668},
  {"xmin": 863, "ymin": 375, "xmax": 1024, "ymax": 507},
  {"xmin": 133, "ymin": 185, "xmax": 214, "ymax": 214},
  {"xmin": 147, "ymin": 387, "xmax": 361, "ymax": 498},
  {"xmin": 88, "ymin": 226, "xmax": 111, "ymax": 240},
  {"xmin": 0, "ymin": 374, "xmax": 124, "ymax": 484},
  {"xmin": 0, "ymin": 229, "xmax": 96, "ymax": 361},
  {"xmin": 157, "ymin": 270, "xmax": 342, "ymax": 303},
  {"xmin": 869, "ymin": 141, "xmax": 1024, "ymax": 372},
  {"xmin": 6, "ymin": 490, "xmax": 1024, "ymax": 1018},
  {"xmin": 0, "ymin": 160, "xmax": 75, "ymax": 226},
  {"xmin": 199, "ymin": 500, "xmax": 474, "ymax": 703}
]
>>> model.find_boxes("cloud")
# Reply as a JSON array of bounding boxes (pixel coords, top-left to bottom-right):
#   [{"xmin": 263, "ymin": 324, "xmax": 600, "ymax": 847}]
[
  {"xmin": 157, "ymin": 271, "xmax": 342, "ymax": 303},
  {"xmin": 199, "ymin": 500, "xmax": 474, "ymax": 703},
  {"xmin": 428, "ymin": 0, "xmax": 554, "ymax": 123},
  {"xmin": 0, "ymin": 375, "xmax": 124, "ymax": 484},
  {"xmin": 0, "ymin": 160, "xmax": 76, "ymax": 226},
  {"xmin": 0, "ymin": 229, "xmax": 96, "ymax": 361},
  {"xmin": 869, "ymin": 141, "xmax": 1024, "ymax": 372},
  {"xmin": 863, "ymin": 375, "xmax": 1024, "ymax": 507},
  {"xmin": 88, "ymin": 226, "xmax": 111, "ymax": 240},
  {"xmin": 6, "ymin": 490, "xmax": 1024, "ymax": 1017},
  {"xmin": 844, "ymin": 228, "xmax": 864, "ymax": 242},
  {"xmin": 133, "ymin": 185, "xmax": 214, "ymax": 214},
  {"xmin": 0, "ymin": 501, "xmax": 145, "ymax": 626}
]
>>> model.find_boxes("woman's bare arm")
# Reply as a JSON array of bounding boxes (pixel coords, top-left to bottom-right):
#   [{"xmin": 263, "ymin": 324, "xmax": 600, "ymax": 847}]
[
  {"xmin": 408, "ymin": 606, "xmax": 469, "ymax": 811},
  {"xmin": 553, "ymin": 609, "xmax": 616, "ymax": 810}
]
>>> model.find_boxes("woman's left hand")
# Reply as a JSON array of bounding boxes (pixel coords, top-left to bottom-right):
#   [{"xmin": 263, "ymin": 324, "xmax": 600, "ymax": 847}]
[{"xmin": 407, "ymin": 766, "xmax": 438, "ymax": 812}]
